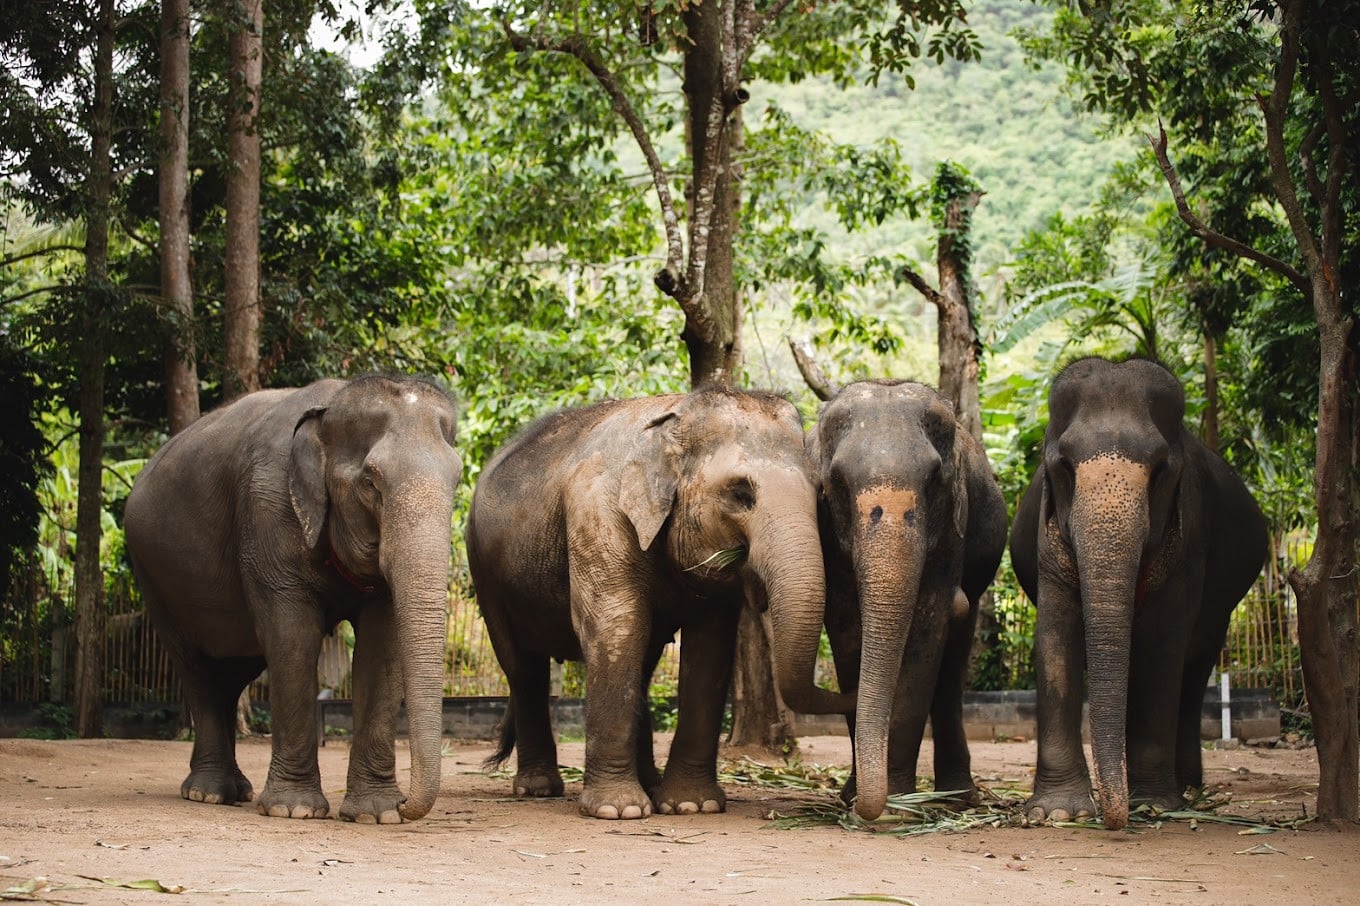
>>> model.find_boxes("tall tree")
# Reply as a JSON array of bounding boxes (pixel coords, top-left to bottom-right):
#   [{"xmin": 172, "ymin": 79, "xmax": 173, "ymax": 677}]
[
  {"xmin": 160, "ymin": 0, "xmax": 199, "ymax": 431},
  {"xmin": 1023, "ymin": 0, "xmax": 1359, "ymax": 821},
  {"xmin": 223, "ymin": 0, "xmax": 263, "ymax": 400},
  {"xmin": 70, "ymin": 0, "xmax": 118, "ymax": 738}
]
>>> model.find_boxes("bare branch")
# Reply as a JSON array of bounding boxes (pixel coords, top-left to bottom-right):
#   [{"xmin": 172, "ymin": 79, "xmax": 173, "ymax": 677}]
[
  {"xmin": 1147, "ymin": 123, "xmax": 1309, "ymax": 294},
  {"xmin": 897, "ymin": 264, "xmax": 944, "ymax": 308},
  {"xmin": 740, "ymin": 0, "xmax": 796, "ymax": 59},
  {"xmin": 504, "ymin": 23, "xmax": 686, "ymax": 297},
  {"xmin": 0, "ymin": 245, "xmax": 85, "ymax": 269},
  {"xmin": 787, "ymin": 336, "xmax": 840, "ymax": 402}
]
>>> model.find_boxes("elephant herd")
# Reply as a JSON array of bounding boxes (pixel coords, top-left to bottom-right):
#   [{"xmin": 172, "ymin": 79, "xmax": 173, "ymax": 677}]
[{"xmin": 123, "ymin": 356, "xmax": 1267, "ymax": 832}]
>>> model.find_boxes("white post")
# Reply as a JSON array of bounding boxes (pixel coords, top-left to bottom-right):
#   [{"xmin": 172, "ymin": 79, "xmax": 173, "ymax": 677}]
[{"xmin": 1219, "ymin": 671, "xmax": 1232, "ymax": 741}]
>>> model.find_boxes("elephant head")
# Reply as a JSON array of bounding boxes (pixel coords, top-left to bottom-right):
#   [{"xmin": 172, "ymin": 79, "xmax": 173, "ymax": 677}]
[
  {"xmin": 1040, "ymin": 357, "xmax": 1187, "ymax": 829},
  {"xmin": 617, "ymin": 386, "xmax": 852, "ymax": 716},
  {"xmin": 808, "ymin": 380, "xmax": 970, "ymax": 820},
  {"xmin": 288, "ymin": 376, "xmax": 463, "ymax": 821}
]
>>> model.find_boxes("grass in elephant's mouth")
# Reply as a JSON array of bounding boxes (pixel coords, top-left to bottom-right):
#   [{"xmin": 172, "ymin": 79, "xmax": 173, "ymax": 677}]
[{"xmin": 764, "ymin": 782, "xmax": 1315, "ymax": 836}]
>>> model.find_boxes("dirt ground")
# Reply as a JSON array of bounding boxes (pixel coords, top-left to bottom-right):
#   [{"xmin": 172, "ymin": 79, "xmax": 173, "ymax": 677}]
[{"xmin": 1, "ymin": 733, "xmax": 1355, "ymax": 904}]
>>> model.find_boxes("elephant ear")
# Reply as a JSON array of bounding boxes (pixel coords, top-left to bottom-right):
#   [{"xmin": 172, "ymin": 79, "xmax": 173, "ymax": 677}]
[
  {"xmin": 289, "ymin": 406, "xmax": 330, "ymax": 549},
  {"xmin": 803, "ymin": 421, "xmax": 825, "ymax": 493},
  {"xmin": 951, "ymin": 428, "xmax": 970, "ymax": 540},
  {"xmin": 617, "ymin": 410, "xmax": 680, "ymax": 552}
]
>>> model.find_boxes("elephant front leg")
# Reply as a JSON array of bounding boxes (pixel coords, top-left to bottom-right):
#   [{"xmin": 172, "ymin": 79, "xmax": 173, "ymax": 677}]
[
  {"xmin": 1027, "ymin": 570, "xmax": 1095, "ymax": 824},
  {"xmin": 1126, "ymin": 586, "xmax": 1201, "ymax": 813},
  {"xmin": 575, "ymin": 592, "xmax": 652, "ymax": 820},
  {"xmin": 255, "ymin": 605, "xmax": 330, "ymax": 819},
  {"xmin": 654, "ymin": 605, "xmax": 740, "ymax": 815},
  {"xmin": 930, "ymin": 587, "xmax": 978, "ymax": 803},
  {"xmin": 339, "ymin": 603, "xmax": 406, "ymax": 823}
]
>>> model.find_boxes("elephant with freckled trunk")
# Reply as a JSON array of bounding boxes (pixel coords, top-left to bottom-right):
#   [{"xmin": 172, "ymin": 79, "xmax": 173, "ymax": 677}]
[
  {"xmin": 808, "ymin": 380, "xmax": 1006, "ymax": 821},
  {"xmin": 467, "ymin": 386, "xmax": 853, "ymax": 820},
  {"xmin": 124, "ymin": 376, "xmax": 462, "ymax": 823},
  {"xmin": 1010, "ymin": 357, "xmax": 1267, "ymax": 830}
]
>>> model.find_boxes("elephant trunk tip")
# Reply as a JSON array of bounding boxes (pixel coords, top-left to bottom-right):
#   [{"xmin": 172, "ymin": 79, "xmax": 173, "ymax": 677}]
[
  {"xmin": 853, "ymin": 794, "xmax": 886, "ymax": 822},
  {"xmin": 783, "ymin": 686, "xmax": 856, "ymax": 716},
  {"xmin": 398, "ymin": 792, "xmax": 435, "ymax": 822},
  {"xmin": 1099, "ymin": 788, "xmax": 1129, "ymax": 830}
]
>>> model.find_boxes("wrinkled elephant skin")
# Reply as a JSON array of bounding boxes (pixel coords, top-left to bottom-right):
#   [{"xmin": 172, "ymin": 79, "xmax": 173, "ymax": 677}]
[
  {"xmin": 467, "ymin": 387, "xmax": 850, "ymax": 820},
  {"xmin": 808, "ymin": 380, "xmax": 1006, "ymax": 821},
  {"xmin": 1009, "ymin": 357, "xmax": 1267, "ymax": 829},
  {"xmin": 124, "ymin": 377, "xmax": 462, "ymax": 823}
]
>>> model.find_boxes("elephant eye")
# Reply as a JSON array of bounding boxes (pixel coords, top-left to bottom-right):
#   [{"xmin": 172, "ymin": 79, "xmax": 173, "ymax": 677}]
[{"xmin": 724, "ymin": 478, "xmax": 756, "ymax": 511}]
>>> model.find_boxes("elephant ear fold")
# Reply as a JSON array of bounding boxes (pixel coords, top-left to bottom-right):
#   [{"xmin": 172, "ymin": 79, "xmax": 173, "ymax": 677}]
[
  {"xmin": 951, "ymin": 429, "xmax": 970, "ymax": 539},
  {"xmin": 803, "ymin": 424, "xmax": 824, "ymax": 492},
  {"xmin": 289, "ymin": 406, "xmax": 329, "ymax": 549},
  {"xmin": 618, "ymin": 411, "xmax": 680, "ymax": 552}
]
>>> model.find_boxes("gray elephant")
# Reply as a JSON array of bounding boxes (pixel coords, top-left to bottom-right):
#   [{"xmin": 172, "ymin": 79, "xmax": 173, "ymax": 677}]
[
  {"xmin": 467, "ymin": 386, "xmax": 852, "ymax": 820},
  {"xmin": 807, "ymin": 380, "xmax": 1006, "ymax": 821},
  {"xmin": 124, "ymin": 376, "xmax": 462, "ymax": 823},
  {"xmin": 1009, "ymin": 357, "xmax": 1267, "ymax": 829}
]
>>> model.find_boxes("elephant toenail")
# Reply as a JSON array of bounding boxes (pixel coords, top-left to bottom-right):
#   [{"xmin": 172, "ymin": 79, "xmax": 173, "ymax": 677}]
[
  {"xmin": 677, "ymin": 801, "xmax": 699, "ymax": 815},
  {"xmin": 658, "ymin": 802, "xmax": 674, "ymax": 815},
  {"xmin": 187, "ymin": 790, "xmax": 204, "ymax": 802},
  {"xmin": 1050, "ymin": 809, "xmax": 1070, "ymax": 822},
  {"xmin": 379, "ymin": 810, "xmax": 401, "ymax": 824},
  {"xmin": 596, "ymin": 805, "xmax": 620, "ymax": 819},
  {"xmin": 621, "ymin": 805, "xmax": 643, "ymax": 819},
  {"xmin": 355, "ymin": 813, "xmax": 376, "ymax": 824},
  {"xmin": 204, "ymin": 793, "xmax": 223, "ymax": 804},
  {"xmin": 701, "ymin": 799, "xmax": 721, "ymax": 813},
  {"xmin": 268, "ymin": 804, "xmax": 290, "ymax": 817},
  {"xmin": 290, "ymin": 805, "xmax": 313, "ymax": 819}
]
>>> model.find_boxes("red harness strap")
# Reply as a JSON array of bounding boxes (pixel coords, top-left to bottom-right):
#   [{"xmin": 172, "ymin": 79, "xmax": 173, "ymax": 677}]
[{"xmin": 326, "ymin": 544, "xmax": 378, "ymax": 594}]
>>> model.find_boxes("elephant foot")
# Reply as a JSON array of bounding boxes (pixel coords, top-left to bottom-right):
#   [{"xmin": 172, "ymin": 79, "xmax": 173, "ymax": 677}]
[
  {"xmin": 513, "ymin": 765, "xmax": 564, "ymax": 798},
  {"xmin": 255, "ymin": 781, "xmax": 330, "ymax": 819},
  {"xmin": 654, "ymin": 775, "xmax": 725, "ymax": 816},
  {"xmin": 1130, "ymin": 785, "xmax": 1186, "ymax": 815},
  {"xmin": 1025, "ymin": 783, "xmax": 1096, "ymax": 824},
  {"xmin": 579, "ymin": 779, "xmax": 652, "ymax": 820},
  {"xmin": 932, "ymin": 771, "xmax": 978, "ymax": 806},
  {"xmin": 340, "ymin": 783, "xmax": 406, "ymax": 824},
  {"xmin": 181, "ymin": 767, "xmax": 254, "ymax": 806}
]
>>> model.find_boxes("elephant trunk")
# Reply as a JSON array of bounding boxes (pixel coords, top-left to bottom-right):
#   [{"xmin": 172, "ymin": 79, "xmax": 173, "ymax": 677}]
[
  {"xmin": 851, "ymin": 500, "xmax": 927, "ymax": 822},
  {"xmin": 381, "ymin": 485, "xmax": 454, "ymax": 822},
  {"xmin": 750, "ymin": 508, "xmax": 853, "ymax": 717},
  {"xmin": 1071, "ymin": 456, "xmax": 1150, "ymax": 831}
]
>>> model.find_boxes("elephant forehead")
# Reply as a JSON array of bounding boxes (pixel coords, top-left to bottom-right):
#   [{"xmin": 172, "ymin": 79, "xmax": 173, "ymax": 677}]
[
  {"xmin": 1072, "ymin": 453, "xmax": 1149, "ymax": 521},
  {"xmin": 854, "ymin": 485, "xmax": 919, "ymax": 520}
]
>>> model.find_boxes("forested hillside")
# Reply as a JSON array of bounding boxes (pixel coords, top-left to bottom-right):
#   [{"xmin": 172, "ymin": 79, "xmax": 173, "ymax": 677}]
[{"xmin": 764, "ymin": 0, "xmax": 1122, "ymax": 277}]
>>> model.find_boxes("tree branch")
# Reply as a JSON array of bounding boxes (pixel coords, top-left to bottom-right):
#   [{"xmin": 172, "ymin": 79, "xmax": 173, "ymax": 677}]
[
  {"xmin": 740, "ymin": 0, "xmax": 796, "ymax": 58},
  {"xmin": 897, "ymin": 263, "xmax": 944, "ymax": 308},
  {"xmin": 787, "ymin": 335, "xmax": 840, "ymax": 402},
  {"xmin": 1147, "ymin": 123, "xmax": 1309, "ymax": 293},
  {"xmin": 1, "ymin": 245, "xmax": 85, "ymax": 268},
  {"xmin": 503, "ymin": 23, "xmax": 687, "ymax": 299}
]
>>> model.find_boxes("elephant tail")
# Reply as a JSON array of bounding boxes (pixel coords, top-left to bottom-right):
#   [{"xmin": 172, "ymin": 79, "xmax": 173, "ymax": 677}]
[{"xmin": 482, "ymin": 696, "xmax": 516, "ymax": 772}]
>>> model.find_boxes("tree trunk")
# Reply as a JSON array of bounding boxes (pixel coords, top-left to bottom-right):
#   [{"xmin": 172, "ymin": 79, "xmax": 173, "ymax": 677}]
[
  {"xmin": 73, "ymin": 0, "xmax": 116, "ymax": 739},
  {"xmin": 933, "ymin": 185, "xmax": 984, "ymax": 444},
  {"xmin": 1202, "ymin": 330, "xmax": 1219, "ymax": 452},
  {"xmin": 160, "ymin": 0, "xmax": 199, "ymax": 432},
  {"xmin": 727, "ymin": 606, "xmax": 793, "ymax": 751},
  {"xmin": 679, "ymin": 1, "xmax": 741, "ymax": 389},
  {"xmin": 223, "ymin": 0, "xmax": 263, "ymax": 401},
  {"xmin": 1287, "ymin": 283, "xmax": 1358, "ymax": 824}
]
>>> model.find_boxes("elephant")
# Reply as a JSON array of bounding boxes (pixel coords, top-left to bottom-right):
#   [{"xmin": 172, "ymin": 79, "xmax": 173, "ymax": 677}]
[
  {"xmin": 1009, "ymin": 356, "xmax": 1267, "ymax": 830},
  {"xmin": 807, "ymin": 380, "xmax": 1006, "ymax": 821},
  {"xmin": 123, "ymin": 376, "xmax": 462, "ymax": 823},
  {"xmin": 467, "ymin": 386, "xmax": 853, "ymax": 820}
]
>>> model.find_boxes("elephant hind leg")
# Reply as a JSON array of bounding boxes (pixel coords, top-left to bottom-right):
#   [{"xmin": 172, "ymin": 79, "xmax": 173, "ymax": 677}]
[
  {"xmin": 179, "ymin": 654, "xmax": 263, "ymax": 806},
  {"xmin": 930, "ymin": 588, "xmax": 978, "ymax": 803},
  {"xmin": 505, "ymin": 657, "xmax": 563, "ymax": 798}
]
